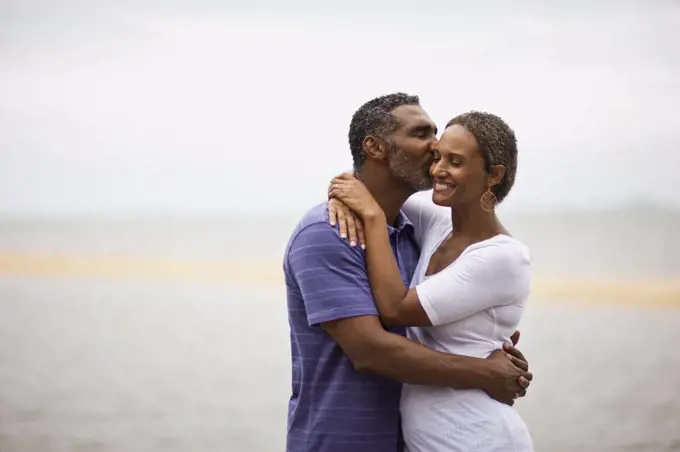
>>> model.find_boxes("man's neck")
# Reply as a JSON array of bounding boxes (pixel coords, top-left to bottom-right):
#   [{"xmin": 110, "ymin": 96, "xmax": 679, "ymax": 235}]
[{"xmin": 356, "ymin": 167, "xmax": 413, "ymax": 226}]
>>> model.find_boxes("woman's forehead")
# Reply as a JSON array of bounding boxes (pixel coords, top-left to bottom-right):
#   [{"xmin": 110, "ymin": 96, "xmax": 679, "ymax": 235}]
[{"xmin": 437, "ymin": 125, "xmax": 478, "ymax": 152}]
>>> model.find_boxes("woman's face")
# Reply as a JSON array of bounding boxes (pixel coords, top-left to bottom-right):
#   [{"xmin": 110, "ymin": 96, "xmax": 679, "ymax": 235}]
[{"xmin": 430, "ymin": 124, "xmax": 495, "ymax": 208}]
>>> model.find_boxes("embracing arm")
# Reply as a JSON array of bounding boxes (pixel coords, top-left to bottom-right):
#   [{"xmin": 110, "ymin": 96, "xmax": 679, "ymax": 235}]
[
  {"xmin": 361, "ymin": 212, "xmax": 433, "ymax": 326},
  {"xmin": 362, "ymin": 213, "xmax": 531, "ymax": 328},
  {"xmin": 287, "ymin": 222, "xmax": 530, "ymax": 400},
  {"xmin": 323, "ymin": 315, "xmax": 506, "ymax": 389},
  {"xmin": 326, "ymin": 173, "xmax": 445, "ymax": 326}
]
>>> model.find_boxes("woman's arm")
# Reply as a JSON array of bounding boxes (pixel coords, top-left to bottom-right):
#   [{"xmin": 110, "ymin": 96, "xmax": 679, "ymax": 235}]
[
  {"xmin": 327, "ymin": 173, "xmax": 433, "ymax": 326},
  {"xmin": 328, "ymin": 173, "xmax": 530, "ymax": 328},
  {"xmin": 414, "ymin": 241, "xmax": 531, "ymax": 326},
  {"xmin": 363, "ymin": 233, "xmax": 532, "ymax": 327},
  {"xmin": 362, "ymin": 212, "xmax": 433, "ymax": 326}
]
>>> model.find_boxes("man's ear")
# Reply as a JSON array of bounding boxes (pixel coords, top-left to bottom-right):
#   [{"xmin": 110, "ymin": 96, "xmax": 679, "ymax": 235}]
[{"xmin": 363, "ymin": 136, "xmax": 388, "ymax": 161}]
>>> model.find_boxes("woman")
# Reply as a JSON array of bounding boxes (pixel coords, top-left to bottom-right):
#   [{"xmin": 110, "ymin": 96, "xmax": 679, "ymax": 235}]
[{"xmin": 327, "ymin": 111, "xmax": 533, "ymax": 451}]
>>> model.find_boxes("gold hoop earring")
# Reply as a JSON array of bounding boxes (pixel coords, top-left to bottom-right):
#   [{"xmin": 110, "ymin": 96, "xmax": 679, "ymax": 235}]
[{"xmin": 480, "ymin": 187, "xmax": 497, "ymax": 212}]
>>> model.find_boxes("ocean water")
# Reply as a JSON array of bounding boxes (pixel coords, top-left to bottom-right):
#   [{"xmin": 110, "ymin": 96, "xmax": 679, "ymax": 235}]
[
  {"xmin": 1, "ymin": 208, "xmax": 678, "ymax": 277},
  {"xmin": 0, "ymin": 210, "xmax": 679, "ymax": 451}
]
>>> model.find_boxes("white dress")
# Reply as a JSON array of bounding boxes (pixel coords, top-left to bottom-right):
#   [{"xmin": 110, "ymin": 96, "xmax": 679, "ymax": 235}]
[{"xmin": 400, "ymin": 192, "xmax": 534, "ymax": 452}]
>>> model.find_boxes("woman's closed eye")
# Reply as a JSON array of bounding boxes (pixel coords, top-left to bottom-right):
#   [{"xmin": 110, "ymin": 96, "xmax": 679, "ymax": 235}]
[{"xmin": 449, "ymin": 156, "xmax": 463, "ymax": 167}]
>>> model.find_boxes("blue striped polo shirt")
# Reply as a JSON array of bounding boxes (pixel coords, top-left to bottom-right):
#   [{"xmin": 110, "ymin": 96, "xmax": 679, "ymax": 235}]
[{"xmin": 283, "ymin": 202, "xmax": 419, "ymax": 452}]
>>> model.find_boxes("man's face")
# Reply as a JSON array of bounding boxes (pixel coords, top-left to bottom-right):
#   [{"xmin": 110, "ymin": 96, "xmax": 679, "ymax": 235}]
[{"xmin": 384, "ymin": 105, "xmax": 438, "ymax": 192}]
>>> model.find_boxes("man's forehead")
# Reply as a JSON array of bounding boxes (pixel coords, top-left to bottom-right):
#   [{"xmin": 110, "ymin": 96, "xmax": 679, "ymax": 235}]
[{"xmin": 391, "ymin": 104, "xmax": 434, "ymax": 127}]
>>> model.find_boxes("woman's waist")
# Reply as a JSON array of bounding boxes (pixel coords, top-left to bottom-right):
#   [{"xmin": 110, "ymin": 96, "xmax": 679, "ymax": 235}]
[
  {"xmin": 400, "ymin": 384, "xmax": 518, "ymax": 418},
  {"xmin": 407, "ymin": 337, "xmax": 503, "ymax": 359}
]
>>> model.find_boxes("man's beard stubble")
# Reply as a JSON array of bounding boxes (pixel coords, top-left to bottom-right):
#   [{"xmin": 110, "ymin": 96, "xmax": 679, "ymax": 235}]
[{"xmin": 386, "ymin": 141, "xmax": 432, "ymax": 192}]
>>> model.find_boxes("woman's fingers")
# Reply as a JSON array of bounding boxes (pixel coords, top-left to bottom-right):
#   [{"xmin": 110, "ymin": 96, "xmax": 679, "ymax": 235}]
[
  {"xmin": 328, "ymin": 199, "xmax": 347, "ymax": 238},
  {"xmin": 328, "ymin": 193, "xmax": 352, "ymax": 241},
  {"xmin": 327, "ymin": 194, "xmax": 364, "ymax": 248},
  {"xmin": 354, "ymin": 213, "xmax": 366, "ymax": 249},
  {"xmin": 328, "ymin": 187, "xmax": 343, "ymax": 200},
  {"xmin": 328, "ymin": 182, "xmax": 343, "ymax": 196},
  {"xmin": 346, "ymin": 213, "xmax": 358, "ymax": 246},
  {"xmin": 332, "ymin": 172, "xmax": 355, "ymax": 181},
  {"xmin": 334, "ymin": 199, "xmax": 348, "ymax": 239},
  {"xmin": 330, "ymin": 177, "xmax": 356, "ymax": 188},
  {"xmin": 338, "ymin": 204, "xmax": 359, "ymax": 244},
  {"xmin": 328, "ymin": 199, "xmax": 338, "ymax": 226},
  {"xmin": 339, "ymin": 210, "xmax": 364, "ymax": 248}
]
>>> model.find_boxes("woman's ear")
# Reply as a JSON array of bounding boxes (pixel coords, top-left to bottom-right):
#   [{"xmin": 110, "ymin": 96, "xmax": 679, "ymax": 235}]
[{"xmin": 487, "ymin": 164, "xmax": 506, "ymax": 188}]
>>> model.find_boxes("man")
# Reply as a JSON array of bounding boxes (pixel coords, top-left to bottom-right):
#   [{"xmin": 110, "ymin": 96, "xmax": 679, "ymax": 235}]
[{"xmin": 283, "ymin": 93, "xmax": 532, "ymax": 452}]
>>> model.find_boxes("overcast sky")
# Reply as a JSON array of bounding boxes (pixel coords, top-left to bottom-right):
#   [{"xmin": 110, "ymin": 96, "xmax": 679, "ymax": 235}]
[{"xmin": 1, "ymin": 0, "xmax": 679, "ymax": 216}]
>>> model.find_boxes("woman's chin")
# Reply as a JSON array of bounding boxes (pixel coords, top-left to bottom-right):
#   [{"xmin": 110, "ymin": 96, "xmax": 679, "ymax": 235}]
[{"xmin": 431, "ymin": 191, "xmax": 452, "ymax": 207}]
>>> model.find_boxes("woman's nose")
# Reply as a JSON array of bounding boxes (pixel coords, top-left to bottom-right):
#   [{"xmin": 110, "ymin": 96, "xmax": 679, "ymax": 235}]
[{"xmin": 430, "ymin": 159, "xmax": 444, "ymax": 176}]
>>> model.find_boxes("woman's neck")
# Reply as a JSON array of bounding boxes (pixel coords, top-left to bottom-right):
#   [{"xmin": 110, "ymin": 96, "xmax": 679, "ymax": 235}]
[{"xmin": 450, "ymin": 202, "xmax": 504, "ymax": 240}]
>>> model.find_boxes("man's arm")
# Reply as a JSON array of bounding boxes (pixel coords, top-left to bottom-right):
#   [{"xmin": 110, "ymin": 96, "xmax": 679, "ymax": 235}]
[
  {"xmin": 323, "ymin": 315, "xmax": 527, "ymax": 394},
  {"xmin": 287, "ymin": 221, "xmax": 530, "ymax": 404}
]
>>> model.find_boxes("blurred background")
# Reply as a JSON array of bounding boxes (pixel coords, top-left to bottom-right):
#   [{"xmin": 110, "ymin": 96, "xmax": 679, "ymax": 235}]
[{"xmin": 1, "ymin": 1, "xmax": 679, "ymax": 451}]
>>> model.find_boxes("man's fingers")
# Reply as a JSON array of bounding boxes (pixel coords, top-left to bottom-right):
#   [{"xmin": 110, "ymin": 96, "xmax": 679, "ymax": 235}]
[
  {"xmin": 519, "ymin": 374, "xmax": 532, "ymax": 388},
  {"xmin": 506, "ymin": 354, "xmax": 529, "ymax": 372},
  {"xmin": 508, "ymin": 355, "xmax": 528, "ymax": 372},
  {"xmin": 503, "ymin": 344, "xmax": 527, "ymax": 364},
  {"xmin": 510, "ymin": 330, "xmax": 520, "ymax": 346}
]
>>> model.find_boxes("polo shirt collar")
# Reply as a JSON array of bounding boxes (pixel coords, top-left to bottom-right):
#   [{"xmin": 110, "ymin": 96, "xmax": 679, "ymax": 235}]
[{"xmin": 388, "ymin": 210, "xmax": 414, "ymax": 236}]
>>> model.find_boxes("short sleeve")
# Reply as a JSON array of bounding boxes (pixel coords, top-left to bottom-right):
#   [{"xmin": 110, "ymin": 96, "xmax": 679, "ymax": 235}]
[
  {"xmin": 415, "ymin": 240, "xmax": 531, "ymax": 326},
  {"xmin": 286, "ymin": 222, "xmax": 378, "ymax": 327},
  {"xmin": 402, "ymin": 191, "xmax": 449, "ymax": 247}
]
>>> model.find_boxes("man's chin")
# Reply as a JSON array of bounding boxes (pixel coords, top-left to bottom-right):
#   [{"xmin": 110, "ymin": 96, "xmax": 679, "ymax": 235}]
[
  {"xmin": 413, "ymin": 181, "xmax": 433, "ymax": 192},
  {"xmin": 410, "ymin": 175, "xmax": 433, "ymax": 192}
]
